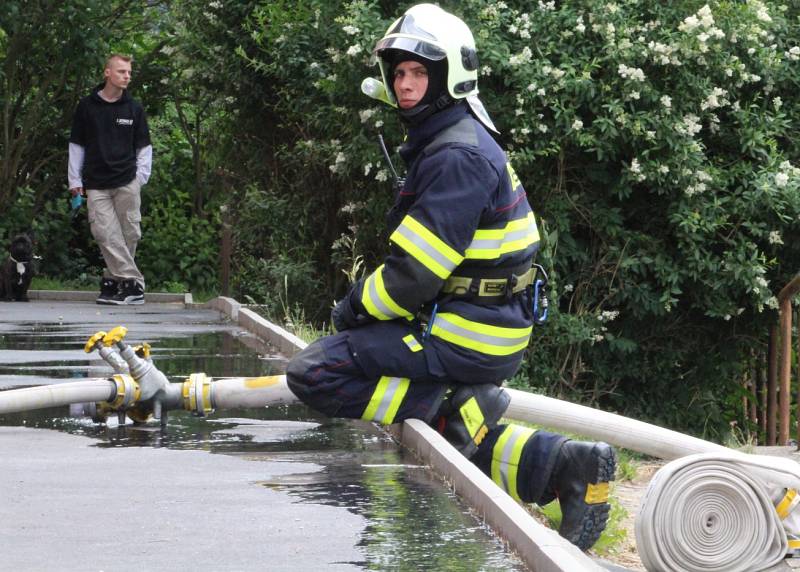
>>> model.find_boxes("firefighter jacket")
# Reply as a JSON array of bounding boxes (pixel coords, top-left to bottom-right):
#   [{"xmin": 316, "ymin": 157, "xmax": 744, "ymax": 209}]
[{"xmin": 345, "ymin": 103, "xmax": 540, "ymax": 384}]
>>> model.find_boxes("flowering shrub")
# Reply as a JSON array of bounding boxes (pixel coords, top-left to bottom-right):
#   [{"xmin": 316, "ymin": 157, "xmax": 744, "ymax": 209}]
[{"xmin": 233, "ymin": 0, "xmax": 800, "ymax": 437}]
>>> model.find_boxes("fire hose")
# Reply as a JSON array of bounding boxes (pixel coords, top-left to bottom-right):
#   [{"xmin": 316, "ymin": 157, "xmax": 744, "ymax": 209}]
[{"xmin": 1, "ymin": 327, "xmax": 800, "ymax": 571}]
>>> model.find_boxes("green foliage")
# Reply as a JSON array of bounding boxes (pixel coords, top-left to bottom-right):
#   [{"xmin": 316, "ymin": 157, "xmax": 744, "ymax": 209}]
[
  {"xmin": 220, "ymin": 0, "xmax": 800, "ymax": 439},
  {"xmin": 6, "ymin": 0, "xmax": 800, "ymax": 440}
]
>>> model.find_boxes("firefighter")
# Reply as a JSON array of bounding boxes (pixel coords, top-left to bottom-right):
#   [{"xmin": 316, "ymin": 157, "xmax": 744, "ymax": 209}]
[{"xmin": 287, "ymin": 3, "xmax": 616, "ymax": 550}]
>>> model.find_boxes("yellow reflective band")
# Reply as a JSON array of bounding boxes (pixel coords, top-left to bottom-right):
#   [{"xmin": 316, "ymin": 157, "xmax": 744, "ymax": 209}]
[
  {"xmin": 459, "ymin": 396, "xmax": 485, "ymax": 442},
  {"xmin": 777, "ymin": 489, "xmax": 800, "ymax": 520},
  {"xmin": 361, "ymin": 376, "xmax": 411, "ymax": 425},
  {"xmin": 788, "ymin": 539, "xmax": 800, "ymax": 550},
  {"xmin": 491, "ymin": 425, "xmax": 535, "ymax": 501},
  {"xmin": 361, "ymin": 265, "xmax": 412, "ymax": 320},
  {"xmin": 506, "ymin": 162, "xmax": 521, "ymax": 190},
  {"xmin": 585, "ymin": 482, "xmax": 610, "ymax": 504},
  {"xmin": 244, "ymin": 376, "xmax": 281, "ymax": 389},
  {"xmin": 402, "ymin": 334, "xmax": 423, "ymax": 353},
  {"xmin": 465, "ymin": 212, "xmax": 540, "ymax": 260},
  {"xmin": 430, "ymin": 313, "xmax": 532, "ymax": 356},
  {"xmin": 390, "ymin": 215, "xmax": 464, "ymax": 279}
]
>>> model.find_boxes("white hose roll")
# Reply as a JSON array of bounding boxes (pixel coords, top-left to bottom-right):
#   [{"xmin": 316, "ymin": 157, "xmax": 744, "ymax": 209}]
[
  {"xmin": 0, "ymin": 379, "xmax": 116, "ymax": 415},
  {"xmin": 636, "ymin": 452, "xmax": 800, "ymax": 572},
  {"xmin": 211, "ymin": 375, "xmax": 298, "ymax": 410}
]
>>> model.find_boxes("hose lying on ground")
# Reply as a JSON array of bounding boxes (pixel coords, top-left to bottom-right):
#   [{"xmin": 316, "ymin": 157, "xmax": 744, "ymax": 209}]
[{"xmin": 0, "ymin": 379, "xmax": 116, "ymax": 415}]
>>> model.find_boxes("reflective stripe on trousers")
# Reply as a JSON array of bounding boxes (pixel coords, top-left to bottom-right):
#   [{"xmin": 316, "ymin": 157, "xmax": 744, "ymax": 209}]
[
  {"xmin": 491, "ymin": 424, "xmax": 536, "ymax": 501},
  {"xmin": 361, "ymin": 376, "xmax": 411, "ymax": 424}
]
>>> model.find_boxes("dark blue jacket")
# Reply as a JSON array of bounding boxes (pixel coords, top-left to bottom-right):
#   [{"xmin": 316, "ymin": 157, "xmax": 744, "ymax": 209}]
[{"xmin": 348, "ymin": 103, "xmax": 540, "ymax": 383}]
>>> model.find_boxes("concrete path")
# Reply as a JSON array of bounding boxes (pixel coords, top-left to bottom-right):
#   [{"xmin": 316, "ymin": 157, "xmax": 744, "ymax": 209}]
[
  {"xmin": 0, "ymin": 296, "xmax": 524, "ymax": 572},
  {"xmin": 0, "ymin": 297, "xmax": 365, "ymax": 571}
]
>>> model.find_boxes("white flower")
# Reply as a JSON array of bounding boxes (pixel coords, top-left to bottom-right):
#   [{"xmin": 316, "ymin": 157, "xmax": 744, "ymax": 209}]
[
  {"xmin": 676, "ymin": 114, "xmax": 702, "ymax": 137},
  {"xmin": 700, "ymin": 87, "xmax": 727, "ymax": 110},
  {"xmin": 767, "ymin": 296, "xmax": 779, "ymax": 310},
  {"xmin": 346, "ymin": 44, "xmax": 362, "ymax": 57},
  {"xmin": 526, "ymin": 82, "xmax": 537, "ymax": 92},
  {"xmin": 572, "ymin": 119, "xmax": 584, "ymax": 130},
  {"xmin": 563, "ymin": 284, "xmax": 574, "ymax": 293},
  {"xmin": 658, "ymin": 165, "xmax": 670, "ymax": 174},
  {"xmin": 363, "ymin": 162, "xmax": 372, "ymax": 177},
  {"xmin": 787, "ymin": 46, "xmax": 800, "ymax": 61},
  {"xmin": 509, "ymin": 46, "xmax": 533, "ymax": 66},
  {"xmin": 768, "ymin": 231, "xmax": 783, "ymax": 245},
  {"xmin": 537, "ymin": 87, "xmax": 546, "ymax": 96},
  {"xmin": 480, "ymin": 65, "xmax": 492, "ymax": 76},
  {"xmin": 342, "ymin": 25, "xmax": 359, "ymax": 35},
  {"xmin": 374, "ymin": 120, "xmax": 383, "ymax": 128},
  {"xmin": 358, "ymin": 108, "xmax": 376, "ymax": 123},
  {"xmin": 660, "ymin": 95, "xmax": 672, "ymax": 109},
  {"xmin": 775, "ymin": 172, "xmax": 789, "ymax": 188},
  {"xmin": 329, "ymin": 151, "xmax": 347, "ymax": 172},
  {"xmin": 618, "ymin": 64, "xmax": 646, "ymax": 82},
  {"xmin": 630, "ymin": 158, "xmax": 642, "ymax": 173},
  {"xmin": 537, "ymin": 124, "xmax": 548, "ymax": 133},
  {"xmin": 773, "ymin": 96, "xmax": 783, "ymax": 110},
  {"xmin": 629, "ymin": 91, "xmax": 640, "ymax": 100},
  {"xmin": 599, "ymin": 310, "xmax": 619, "ymax": 322},
  {"xmin": 375, "ymin": 169, "xmax": 389, "ymax": 182}
]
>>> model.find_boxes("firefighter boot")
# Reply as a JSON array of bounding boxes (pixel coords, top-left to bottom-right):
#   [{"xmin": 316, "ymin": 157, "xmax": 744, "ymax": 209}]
[
  {"xmin": 550, "ymin": 440, "xmax": 616, "ymax": 551},
  {"xmin": 438, "ymin": 384, "xmax": 511, "ymax": 459}
]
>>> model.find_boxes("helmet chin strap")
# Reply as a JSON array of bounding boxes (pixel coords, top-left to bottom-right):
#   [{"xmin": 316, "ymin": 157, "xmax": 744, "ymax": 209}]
[{"xmin": 398, "ymin": 91, "xmax": 454, "ymax": 127}]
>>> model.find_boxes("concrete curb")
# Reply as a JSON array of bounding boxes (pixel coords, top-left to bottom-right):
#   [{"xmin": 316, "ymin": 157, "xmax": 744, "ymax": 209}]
[
  {"xmin": 206, "ymin": 296, "xmax": 603, "ymax": 571},
  {"xmin": 394, "ymin": 420, "xmax": 604, "ymax": 572},
  {"xmin": 27, "ymin": 289, "xmax": 192, "ymax": 304}
]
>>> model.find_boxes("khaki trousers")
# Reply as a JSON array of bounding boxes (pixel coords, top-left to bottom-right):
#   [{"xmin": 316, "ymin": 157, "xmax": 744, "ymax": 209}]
[{"xmin": 87, "ymin": 178, "xmax": 145, "ymax": 288}]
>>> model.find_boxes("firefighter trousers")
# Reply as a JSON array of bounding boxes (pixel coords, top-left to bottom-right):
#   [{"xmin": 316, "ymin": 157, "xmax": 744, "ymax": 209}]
[{"xmin": 286, "ymin": 319, "xmax": 564, "ymax": 505}]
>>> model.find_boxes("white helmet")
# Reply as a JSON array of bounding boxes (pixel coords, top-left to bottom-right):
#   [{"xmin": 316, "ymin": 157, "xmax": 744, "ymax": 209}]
[{"xmin": 362, "ymin": 3, "xmax": 498, "ymax": 133}]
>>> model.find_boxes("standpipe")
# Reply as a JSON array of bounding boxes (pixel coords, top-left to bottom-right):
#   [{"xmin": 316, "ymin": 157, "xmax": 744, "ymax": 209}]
[{"xmin": 3, "ymin": 327, "xmax": 800, "ymax": 571}]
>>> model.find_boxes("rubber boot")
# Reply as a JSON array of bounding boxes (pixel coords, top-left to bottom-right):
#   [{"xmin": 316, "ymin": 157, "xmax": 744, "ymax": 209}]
[
  {"xmin": 549, "ymin": 440, "xmax": 616, "ymax": 551},
  {"xmin": 437, "ymin": 384, "xmax": 510, "ymax": 459}
]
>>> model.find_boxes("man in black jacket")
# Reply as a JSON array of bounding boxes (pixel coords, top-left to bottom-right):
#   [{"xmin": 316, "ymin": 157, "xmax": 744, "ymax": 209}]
[{"xmin": 68, "ymin": 54, "xmax": 151, "ymax": 305}]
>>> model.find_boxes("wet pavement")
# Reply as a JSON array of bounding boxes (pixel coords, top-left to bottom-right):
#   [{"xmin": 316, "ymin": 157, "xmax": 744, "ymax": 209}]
[{"xmin": 0, "ymin": 299, "xmax": 526, "ymax": 571}]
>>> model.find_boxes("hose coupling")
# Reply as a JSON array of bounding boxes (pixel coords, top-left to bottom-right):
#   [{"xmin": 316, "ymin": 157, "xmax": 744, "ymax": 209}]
[
  {"xmin": 109, "ymin": 374, "xmax": 141, "ymax": 409},
  {"xmin": 182, "ymin": 373, "xmax": 214, "ymax": 416}
]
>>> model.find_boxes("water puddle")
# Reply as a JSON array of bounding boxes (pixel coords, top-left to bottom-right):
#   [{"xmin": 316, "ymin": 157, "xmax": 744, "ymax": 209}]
[{"xmin": 0, "ymin": 326, "xmax": 525, "ymax": 571}]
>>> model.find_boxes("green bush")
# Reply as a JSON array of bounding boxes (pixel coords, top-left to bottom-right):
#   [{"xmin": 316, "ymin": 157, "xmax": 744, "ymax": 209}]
[{"xmin": 226, "ymin": 0, "xmax": 800, "ymax": 439}]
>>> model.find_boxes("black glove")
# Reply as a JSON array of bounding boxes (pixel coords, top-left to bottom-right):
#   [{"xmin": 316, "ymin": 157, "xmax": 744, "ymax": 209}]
[{"xmin": 331, "ymin": 295, "xmax": 359, "ymax": 333}]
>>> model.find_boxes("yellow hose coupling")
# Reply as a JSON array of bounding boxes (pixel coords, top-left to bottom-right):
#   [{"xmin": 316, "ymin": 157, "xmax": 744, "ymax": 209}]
[
  {"xmin": 182, "ymin": 373, "xmax": 213, "ymax": 416},
  {"xmin": 109, "ymin": 374, "xmax": 140, "ymax": 409}
]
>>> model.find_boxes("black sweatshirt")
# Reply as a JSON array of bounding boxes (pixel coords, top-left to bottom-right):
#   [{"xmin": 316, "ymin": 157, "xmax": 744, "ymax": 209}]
[{"xmin": 69, "ymin": 84, "xmax": 151, "ymax": 189}]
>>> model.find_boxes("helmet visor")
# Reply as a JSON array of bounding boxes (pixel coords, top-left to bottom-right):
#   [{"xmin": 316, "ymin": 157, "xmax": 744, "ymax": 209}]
[{"xmin": 374, "ymin": 36, "xmax": 446, "ymax": 61}]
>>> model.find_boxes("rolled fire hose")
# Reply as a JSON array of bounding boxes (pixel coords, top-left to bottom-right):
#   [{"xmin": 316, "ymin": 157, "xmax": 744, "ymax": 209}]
[
  {"xmin": 504, "ymin": 388, "xmax": 800, "ymax": 571},
  {"xmin": 635, "ymin": 452, "xmax": 799, "ymax": 572}
]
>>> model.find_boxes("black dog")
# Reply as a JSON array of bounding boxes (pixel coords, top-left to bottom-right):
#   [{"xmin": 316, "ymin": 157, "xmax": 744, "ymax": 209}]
[{"xmin": 1, "ymin": 234, "xmax": 34, "ymax": 302}]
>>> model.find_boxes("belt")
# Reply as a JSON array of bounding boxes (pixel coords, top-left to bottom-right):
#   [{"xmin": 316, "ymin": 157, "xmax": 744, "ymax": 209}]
[{"xmin": 440, "ymin": 263, "xmax": 535, "ymax": 304}]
